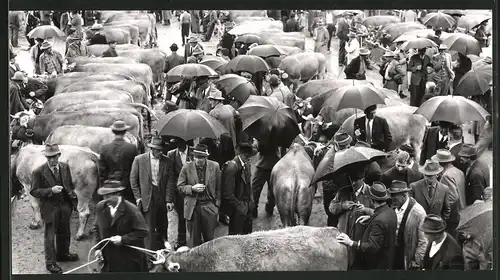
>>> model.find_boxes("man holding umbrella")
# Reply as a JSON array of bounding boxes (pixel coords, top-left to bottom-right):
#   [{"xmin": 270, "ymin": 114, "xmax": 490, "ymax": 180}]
[{"xmin": 458, "ymin": 144, "xmax": 490, "ymax": 206}]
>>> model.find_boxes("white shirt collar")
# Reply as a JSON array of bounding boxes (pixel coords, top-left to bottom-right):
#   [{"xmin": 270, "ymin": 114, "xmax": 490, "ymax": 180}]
[
  {"xmin": 396, "ymin": 197, "xmax": 410, "ymax": 213},
  {"xmin": 429, "ymin": 233, "xmax": 447, "ymax": 258},
  {"xmin": 108, "ymin": 196, "xmax": 122, "ymax": 217},
  {"xmin": 439, "ymin": 132, "xmax": 447, "ymax": 141},
  {"xmin": 408, "ymin": 160, "xmax": 414, "ymax": 169}
]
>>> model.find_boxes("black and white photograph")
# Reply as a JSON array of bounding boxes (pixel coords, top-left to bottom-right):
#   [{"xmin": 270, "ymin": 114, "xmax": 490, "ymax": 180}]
[{"xmin": 8, "ymin": 9, "xmax": 493, "ymax": 274}]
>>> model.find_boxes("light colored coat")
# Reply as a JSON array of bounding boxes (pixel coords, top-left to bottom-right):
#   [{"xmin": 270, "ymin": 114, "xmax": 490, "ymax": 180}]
[
  {"xmin": 401, "ymin": 197, "xmax": 428, "ymax": 268},
  {"xmin": 313, "ymin": 26, "xmax": 329, "ymax": 54},
  {"xmin": 440, "ymin": 164, "xmax": 466, "ymax": 209}
]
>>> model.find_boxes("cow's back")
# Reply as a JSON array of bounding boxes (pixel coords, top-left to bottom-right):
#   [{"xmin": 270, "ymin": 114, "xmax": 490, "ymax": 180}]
[
  {"xmin": 72, "ymin": 56, "xmax": 138, "ymax": 66},
  {"xmin": 87, "ymin": 44, "xmax": 140, "ymax": 56},
  {"xmin": 58, "ymin": 81, "xmax": 145, "ymax": 103},
  {"xmin": 41, "ymin": 90, "xmax": 134, "ymax": 114},
  {"xmin": 73, "ymin": 63, "xmax": 153, "ymax": 86}
]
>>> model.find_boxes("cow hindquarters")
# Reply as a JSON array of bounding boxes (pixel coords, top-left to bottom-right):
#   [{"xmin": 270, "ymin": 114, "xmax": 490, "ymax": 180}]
[
  {"xmin": 296, "ymin": 181, "xmax": 313, "ymax": 226},
  {"xmin": 74, "ymin": 161, "xmax": 99, "ymax": 240},
  {"xmin": 274, "ymin": 180, "xmax": 296, "ymax": 227}
]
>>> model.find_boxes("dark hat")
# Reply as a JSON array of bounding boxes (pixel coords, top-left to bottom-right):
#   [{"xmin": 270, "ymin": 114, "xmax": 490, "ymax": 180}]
[
  {"xmin": 192, "ymin": 143, "xmax": 210, "ymax": 157},
  {"xmin": 354, "ymin": 140, "xmax": 371, "ymax": 148},
  {"xmin": 97, "ymin": 180, "xmax": 125, "ymax": 196},
  {"xmin": 399, "ymin": 144, "xmax": 415, "ymax": 157},
  {"xmin": 170, "ymin": 43, "xmax": 179, "ymax": 51},
  {"xmin": 333, "ymin": 128, "xmax": 352, "ymax": 146},
  {"xmin": 239, "ymin": 141, "xmax": 253, "ymax": 149},
  {"xmin": 367, "ymin": 182, "xmax": 391, "ymax": 201},
  {"xmin": 163, "ymin": 100, "xmax": 179, "ymax": 114},
  {"xmin": 44, "ymin": 142, "xmax": 62, "ymax": 157},
  {"xmin": 431, "ymin": 149, "xmax": 456, "ymax": 163},
  {"xmin": 420, "ymin": 214, "xmax": 446, "ymax": 233},
  {"xmin": 25, "ymin": 129, "xmax": 34, "ymax": 138},
  {"xmin": 419, "ymin": 159, "xmax": 444, "ymax": 176},
  {"xmin": 364, "ymin": 104, "xmax": 377, "ymax": 113},
  {"xmin": 148, "ymin": 136, "xmax": 163, "ymax": 150},
  {"xmin": 388, "ymin": 180, "xmax": 411, "ymax": 194},
  {"xmin": 269, "ymin": 74, "xmax": 280, "ymax": 87},
  {"xmin": 458, "ymin": 143, "xmax": 477, "ymax": 158},
  {"xmin": 110, "ymin": 120, "xmax": 131, "ymax": 132}
]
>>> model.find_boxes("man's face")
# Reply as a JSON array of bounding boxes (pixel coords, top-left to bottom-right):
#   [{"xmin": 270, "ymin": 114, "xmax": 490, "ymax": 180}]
[
  {"xmin": 424, "ymin": 174, "xmax": 439, "ymax": 185},
  {"xmin": 390, "ymin": 193, "xmax": 407, "ymax": 209},
  {"xmin": 395, "ymin": 160, "xmax": 409, "ymax": 172},
  {"xmin": 103, "ymin": 192, "xmax": 120, "ymax": 205},
  {"xmin": 209, "ymin": 99, "xmax": 218, "ymax": 108},
  {"xmin": 151, "ymin": 147, "xmax": 162, "ymax": 158},
  {"xmin": 194, "ymin": 156, "xmax": 206, "ymax": 166},
  {"xmin": 426, "ymin": 66, "xmax": 434, "ymax": 74},
  {"xmin": 425, "ymin": 232, "xmax": 441, "ymax": 243},
  {"xmin": 110, "ymin": 43, "xmax": 117, "ymax": 49},
  {"xmin": 46, "ymin": 154, "xmax": 60, "ymax": 168},
  {"xmin": 460, "ymin": 156, "xmax": 472, "ymax": 166},
  {"xmin": 366, "ymin": 108, "xmax": 376, "ymax": 119},
  {"xmin": 439, "ymin": 126, "xmax": 450, "ymax": 135}
]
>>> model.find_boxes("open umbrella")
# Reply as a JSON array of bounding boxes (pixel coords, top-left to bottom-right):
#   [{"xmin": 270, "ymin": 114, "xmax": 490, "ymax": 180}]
[
  {"xmin": 27, "ymin": 25, "xmax": 65, "ymax": 39},
  {"xmin": 440, "ymin": 9, "xmax": 466, "ymax": 16},
  {"xmin": 199, "ymin": 56, "xmax": 227, "ymax": 71},
  {"xmin": 413, "ymin": 95, "xmax": 490, "ymax": 124},
  {"xmin": 401, "ymin": 37, "xmax": 437, "ymax": 50},
  {"xmin": 225, "ymin": 55, "xmax": 270, "ymax": 74},
  {"xmin": 442, "ymin": 33, "xmax": 482, "ymax": 55},
  {"xmin": 235, "ymin": 34, "xmax": 262, "ymax": 45},
  {"xmin": 422, "ymin": 12, "xmax": 456, "ymax": 30},
  {"xmin": 247, "ymin": 44, "xmax": 283, "ymax": 58},
  {"xmin": 456, "ymin": 201, "xmax": 492, "ymax": 248},
  {"xmin": 455, "ymin": 64, "xmax": 492, "ymax": 96},
  {"xmin": 312, "ymin": 146, "xmax": 387, "ymax": 184},
  {"xmin": 215, "ymin": 74, "xmax": 257, "ymax": 104},
  {"xmin": 466, "ymin": 54, "xmax": 481, "ymax": 63},
  {"xmin": 154, "ymin": 109, "xmax": 228, "ymax": 141},
  {"xmin": 458, "ymin": 15, "xmax": 491, "ymax": 31},
  {"xmin": 313, "ymin": 84, "xmax": 388, "ymax": 112},
  {"xmin": 167, "ymin": 63, "xmax": 218, "ymax": 79},
  {"xmin": 238, "ymin": 95, "xmax": 300, "ymax": 148}
]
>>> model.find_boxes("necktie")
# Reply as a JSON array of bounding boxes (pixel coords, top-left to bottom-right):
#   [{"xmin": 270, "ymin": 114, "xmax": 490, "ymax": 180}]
[
  {"xmin": 428, "ymin": 185, "xmax": 433, "ymax": 198},
  {"xmin": 53, "ymin": 167, "xmax": 60, "ymax": 180},
  {"xmin": 366, "ymin": 120, "xmax": 372, "ymax": 144}
]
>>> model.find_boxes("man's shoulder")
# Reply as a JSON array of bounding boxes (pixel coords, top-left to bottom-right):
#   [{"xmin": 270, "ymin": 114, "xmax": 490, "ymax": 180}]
[
  {"xmin": 409, "ymin": 179, "xmax": 424, "ymax": 188},
  {"xmin": 207, "ymin": 159, "xmax": 220, "ymax": 169}
]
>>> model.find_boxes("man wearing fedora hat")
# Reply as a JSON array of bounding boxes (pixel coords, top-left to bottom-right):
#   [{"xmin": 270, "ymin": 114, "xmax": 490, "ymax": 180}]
[
  {"xmin": 92, "ymin": 180, "xmax": 149, "ymax": 272},
  {"xmin": 432, "ymin": 44, "xmax": 454, "ymax": 96},
  {"xmin": 130, "ymin": 136, "xmax": 176, "ymax": 253},
  {"xmin": 193, "ymin": 76, "xmax": 214, "ymax": 113},
  {"xmin": 336, "ymin": 12, "xmax": 352, "ymax": 66},
  {"xmin": 177, "ymin": 143, "xmax": 221, "ymax": 247},
  {"xmin": 381, "ymin": 151, "xmax": 423, "ymax": 189},
  {"xmin": 164, "ymin": 43, "xmax": 184, "ymax": 78},
  {"xmin": 269, "ymin": 74, "xmax": 295, "ymax": 108},
  {"xmin": 313, "ymin": 19, "xmax": 329, "ymax": 55},
  {"xmin": 65, "ymin": 34, "xmax": 90, "ymax": 64},
  {"xmin": 421, "ymin": 214, "xmax": 464, "ymax": 270},
  {"xmin": 344, "ymin": 48, "xmax": 371, "ymax": 80},
  {"xmin": 420, "ymin": 121, "xmax": 453, "ymax": 166},
  {"xmin": 98, "ymin": 120, "xmax": 139, "ymax": 204},
  {"xmin": 39, "ymin": 41, "xmax": 66, "ymax": 76},
  {"xmin": 408, "ymin": 47, "xmax": 432, "ymax": 107},
  {"xmin": 458, "ymin": 144, "xmax": 490, "ymax": 206},
  {"xmin": 30, "ymin": 38, "xmax": 45, "ymax": 75},
  {"xmin": 184, "ymin": 35, "xmax": 201, "ymax": 62},
  {"xmin": 30, "ymin": 143, "xmax": 79, "ymax": 273},
  {"xmin": 410, "ymin": 159, "xmax": 452, "ymax": 222},
  {"xmin": 87, "ymin": 24, "xmax": 108, "ymax": 45},
  {"xmin": 209, "ymin": 88, "xmax": 238, "ymax": 155},
  {"xmin": 354, "ymin": 104, "xmax": 392, "ymax": 152},
  {"xmin": 9, "ymin": 51, "xmax": 22, "ymax": 80},
  {"xmin": 389, "ymin": 180, "xmax": 428, "ymax": 270},
  {"xmin": 9, "ymin": 72, "xmax": 30, "ymax": 115},
  {"xmin": 337, "ymin": 182, "xmax": 397, "ymax": 270},
  {"xmin": 179, "ymin": 11, "xmax": 192, "ymax": 46},
  {"xmin": 102, "ymin": 40, "xmax": 118, "ymax": 57}
]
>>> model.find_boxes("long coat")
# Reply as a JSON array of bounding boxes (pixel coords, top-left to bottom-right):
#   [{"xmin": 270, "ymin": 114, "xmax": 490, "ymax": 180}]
[
  {"xmin": 221, "ymin": 156, "xmax": 253, "ymax": 216},
  {"xmin": 313, "ymin": 26, "xmax": 329, "ymax": 54},
  {"xmin": 177, "ymin": 160, "xmax": 221, "ymax": 220},
  {"xmin": 92, "ymin": 199, "xmax": 149, "ymax": 272},
  {"xmin": 354, "ymin": 116, "xmax": 392, "ymax": 151},
  {"xmin": 410, "ymin": 179, "xmax": 451, "ymax": 221},
  {"xmin": 344, "ymin": 56, "xmax": 366, "ymax": 80},
  {"xmin": 399, "ymin": 198, "xmax": 428, "ymax": 268},
  {"xmin": 464, "ymin": 160, "xmax": 490, "ymax": 206},
  {"xmin": 420, "ymin": 126, "xmax": 447, "ymax": 166},
  {"xmin": 190, "ymin": 10, "xmax": 201, "ymax": 33},
  {"xmin": 422, "ymin": 233, "xmax": 464, "ymax": 270},
  {"xmin": 408, "ymin": 54, "xmax": 431, "ymax": 86}
]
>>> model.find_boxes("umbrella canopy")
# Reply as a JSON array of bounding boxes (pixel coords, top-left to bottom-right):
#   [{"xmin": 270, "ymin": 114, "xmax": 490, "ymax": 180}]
[
  {"xmin": 422, "ymin": 12, "xmax": 456, "ymax": 30},
  {"xmin": 332, "ymin": 10, "xmax": 363, "ymax": 16},
  {"xmin": 456, "ymin": 201, "xmax": 492, "ymax": 243},
  {"xmin": 440, "ymin": 9, "xmax": 466, "ymax": 16},
  {"xmin": 215, "ymin": 74, "xmax": 257, "ymax": 104},
  {"xmin": 313, "ymin": 84, "xmax": 388, "ymax": 112},
  {"xmin": 458, "ymin": 15, "xmax": 491, "ymax": 31},
  {"xmin": 27, "ymin": 25, "xmax": 65, "ymax": 39},
  {"xmin": 199, "ymin": 56, "xmax": 227, "ymax": 71},
  {"xmin": 167, "ymin": 63, "xmax": 218, "ymax": 80},
  {"xmin": 154, "ymin": 109, "xmax": 228, "ymax": 141},
  {"xmin": 238, "ymin": 95, "xmax": 300, "ymax": 148},
  {"xmin": 442, "ymin": 33, "xmax": 482, "ymax": 55},
  {"xmin": 235, "ymin": 34, "xmax": 262, "ymax": 45},
  {"xmin": 312, "ymin": 146, "xmax": 387, "ymax": 184},
  {"xmin": 225, "ymin": 55, "xmax": 270, "ymax": 74},
  {"xmin": 466, "ymin": 54, "xmax": 482, "ymax": 63},
  {"xmin": 413, "ymin": 95, "xmax": 490, "ymax": 124},
  {"xmin": 401, "ymin": 37, "xmax": 437, "ymax": 50},
  {"xmin": 455, "ymin": 64, "xmax": 493, "ymax": 96},
  {"xmin": 247, "ymin": 44, "xmax": 283, "ymax": 58}
]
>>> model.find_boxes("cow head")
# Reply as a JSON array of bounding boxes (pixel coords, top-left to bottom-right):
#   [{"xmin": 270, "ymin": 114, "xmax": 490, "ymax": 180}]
[
  {"xmin": 301, "ymin": 114, "xmax": 334, "ymax": 142},
  {"xmin": 153, "ymin": 242, "xmax": 191, "ymax": 272}
]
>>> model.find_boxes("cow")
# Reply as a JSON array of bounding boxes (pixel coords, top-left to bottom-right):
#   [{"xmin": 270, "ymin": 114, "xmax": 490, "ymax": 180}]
[
  {"xmin": 105, "ymin": 19, "xmax": 154, "ymax": 48},
  {"xmin": 270, "ymin": 144, "xmax": 315, "ymax": 227},
  {"xmin": 86, "ymin": 43, "xmax": 140, "ymax": 57},
  {"xmin": 279, "ymin": 53, "xmax": 327, "ymax": 92},
  {"xmin": 72, "ymin": 56, "xmax": 138, "ymax": 66},
  {"xmin": 233, "ymin": 16, "xmax": 273, "ymax": 25},
  {"xmin": 46, "ymin": 125, "xmax": 138, "ymax": 154},
  {"xmin": 362, "ymin": 15, "xmax": 401, "ymax": 28},
  {"xmin": 154, "ymin": 226, "xmax": 348, "ymax": 272},
  {"xmin": 230, "ymin": 10, "xmax": 267, "ymax": 21},
  {"xmin": 301, "ymin": 107, "xmax": 363, "ymax": 141},
  {"xmin": 84, "ymin": 27, "xmax": 132, "ymax": 44},
  {"xmin": 40, "ymin": 90, "xmax": 134, "ymax": 115},
  {"xmin": 255, "ymin": 31, "xmax": 306, "ymax": 50},
  {"xmin": 11, "ymin": 144, "xmax": 99, "ymax": 240},
  {"xmin": 56, "ymin": 80, "xmax": 148, "ymax": 105},
  {"xmin": 45, "ymin": 73, "xmax": 136, "ymax": 98},
  {"xmin": 99, "ymin": 23, "xmax": 140, "ymax": 45}
]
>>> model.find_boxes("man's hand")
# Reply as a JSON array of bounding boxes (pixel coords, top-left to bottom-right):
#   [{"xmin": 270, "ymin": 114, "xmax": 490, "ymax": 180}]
[
  {"xmin": 52, "ymin": 185, "xmax": 63, "ymax": 194},
  {"xmin": 166, "ymin": 202, "xmax": 174, "ymax": 211},
  {"xmin": 336, "ymin": 233, "xmax": 354, "ymax": 247},
  {"xmin": 136, "ymin": 198, "xmax": 142, "ymax": 206},
  {"xmin": 94, "ymin": 249, "xmax": 103, "ymax": 261},
  {"xmin": 355, "ymin": 215, "xmax": 371, "ymax": 224},
  {"xmin": 341, "ymin": 201, "xmax": 356, "ymax": 210},
  {"xmin": 29, "ymin": 91, "xmax": 36, "ymax": 97},
  {"xmin": 191, "ymin": 184, "xmax": 206, "ymax": 193},
  {"xmin": 110, "ymin": 235, "xmax": 122, "ymax": 245}
]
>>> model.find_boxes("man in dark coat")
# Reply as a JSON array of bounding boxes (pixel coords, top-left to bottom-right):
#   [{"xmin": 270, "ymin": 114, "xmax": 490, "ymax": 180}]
[
  {"xmin": 92, "ymin": 180, "xmax": 149, "ymax": 273},
  {"xmin": 458, "ymin": 144, "xmax": 490, "ymax": 206},
  {"xmin": 410, "ymin": 159, "xmax": 452, "ymax": 221},
  {"xmin": 344, "ymin": 48, "xmax": 371, "ymax": 80},
  {"xmin": 421, "ymin": 214, "xmax": 464, "ymax": 270},
  {"xmin": 87, "ymin": 25, "xmax": 108, "ymax": 45},
  {"xmin": 381, "ymin": 151, "xmax": 423, "ymax": 188},
  {"xmin": 26, "ymin": 12, "xmax": 41, "ymax": 48},
  {"xmin": 30, "ymin": 143, "xmax": 79, "ymax": 274},
  {"xmin": 222, "ymin": 140, "xmax": 254, "ymax": 235},
  {"xmin": 203, "ymin": 10, "xmax": 219, "ymax": 42},
  {"xmin": 336, "ymin": 12, "xmax": 352, "ymax": 66},
  {"xmin": 447, "ymin": 124, "xmax": 464, "ymax": 169},
  {"xmin": 354, "ymin": 141, "xmax": 382, "ymax": 185},
  {"xmin": 98, "ymin": 121, "xmax": 138, "ymax": 204},
  {"xmin": 9, "ymin": 11, "xmax": 22, "ymax": 47},
  {"xmin": 130, "ymin": 136, "xmax": 176, "ymax": 252},
  {"xmin": 21, "ymin": 74, "xmax": 49, "ymax": 102},
  {"xmin": 165, "ymin": 43, "xmax": 184, "ymax": 73},
  {"xmin": 419, "ymin": 121, "xmax": 452, "ymax": 166},
  {"xmin": 354, "ymin": 105, "xmax": 392, "ymax": 152},
  {"xmin": 10, "ymin": 72, "xmax": 30, "ymax": 115},
  {"xmin": 218, "ymin": 22, "xmax": 236, "ymax": 59},
  {"xmin": 337, "ymin": 182, "xmax": 397, "ymax": 270},
  {"xmin": 102, "ymin": 40, "xmax": 118, "ymax": 57},
  {"xmin": 284, "ymin": 13, "xmax": 300, "ymax": 32},
  {"xmin": 408, "ymin": 48, "xmax": 432, "ymax": 107}
]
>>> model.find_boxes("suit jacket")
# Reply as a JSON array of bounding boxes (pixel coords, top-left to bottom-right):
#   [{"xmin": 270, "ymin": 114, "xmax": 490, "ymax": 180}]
[
  {"xmin": 400, "ymin": 198, "xmax": 428, "ymax": 268},
  {"xmin": 440, "ymin": 164, "xmax": 466, "ymax": 209},
  {"xmin": 221, "ymin": 156, "xmax": 253, "ymax": 216},
  {"xmin": 99, "ymin": 138, "xmax": 138, "ymax": 187},
  {"xmin": 464, "ymin": 160, "xmax": 490, "ymax": 206},
  {"xmin": 177, "ymin": 160, "xmax": 221, "ymax": 220},
  {"xmin": 30, "ymin": 162, "xmax": 78, "ymax": 222},
  {"xmin": 408, "ymin": 53, "xmax": 431, "ymax": 85},
  {"xmin": 410, "ymin": 179, "xmax": 451, "ymax": 221},
  {"xmin": 284, "ymin": 18, "xmax": 300, "ymax": 32},
  {"xmin": 448, "ymin": 142, "xmax": 463, "ymax": 169},
  {"xmin": 354, "ymin": 116, "xmax": 392, "ymax": 151},
  {"xmin": 130, "ymin": 153, "xmax": 176, "ymax": 212},
  {"xmin": 352, "ymin": 204, "xmax": 397, "ymax": 270},
  {"xmin": 102, "ymin": 47, "xmax": 118, "ymax": 57},
  {"xmin": 344, "ymin": 56, "xmax": 366, "ymax": 80},
  {"xmin": 423, "ymin": 234, "xmax": 464, "ymax": 270},
  {"xmin": 420, "ymin": 126, "xmax": 448, "ymax": 166},
  {"xmin": 165, "ymin": 53, "xmax": 184, "ymax": 73},
  {"xmin": 381, "ymin": 166, "xmax": 424, "ymax": 189},
  {"xmin": 88, "ymin": 33, "xmax": 107, "ymax": 45},
  {"xmin": 166, "ymin": 148, "xmax": 193, "ymax": 202},
  {"xmin": 9, "ymin": 81, "xmax": 28, "ymax": 115},
  {"xmin": 336, "ymin": 18, "xmax": 350, "ymax": 39}
]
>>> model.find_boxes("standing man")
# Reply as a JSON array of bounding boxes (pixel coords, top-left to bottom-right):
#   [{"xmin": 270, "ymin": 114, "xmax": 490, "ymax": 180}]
[
  {"xmin": 177, "ymin": 144, "xmax": 221, "ymax": 248},
  {"xmin": 39, "ymin": 41, "xmax": 66, "ymax": 76},
  {"xmin": 458, "ymin": 144, "xmax": 490, "ymax": 206},
  {"xmin": 389, "ymin": 180, "xmax": 428, "ymax": 270},
  {"xmin": 251, "ymin": 141, "xmax": 280, "ymax": 218},
  {"xmin": 92, "ymin": 180, "xmax": 149, "ymax": 273},
  {"xmin": 25, "ymin": 12, "xmax": 40, "ymax": 48},
  {"xmin": 165, "ymin": 43, "xmax": 184, "ymax": 73},
  {"xmin": 130, "ymin": 136, "xmax": 176, "ymax": 252},
  {"xmin": 337, "ymin": 182, "xmax": 397, "ymax": 270},
  {"xmin": 60, "ymin": 11, "xmax": 72, "ymax": 36},
  {"xmin": 70, "ymin": 11, "xmax": 84, "ymax": 39},
  {"xmin": 353, "ymin": 105, "xmax": 392, "ymax": 152},
  {"xmin": 10, "ymin": 72, "xmax": 30, "ymax": 115},
  {"xmin": 285, "ymin": 12, "xmax": 300, "ymax": 32},
  {"xmin": 421, "ymin": 214, "xmax": 464, "ymax": 270},
  {"xmin": 30, "ymin": 38, "xmax": 45, "ymax": 75},
  {"xmin": 180, "ymin": 10, "xmax": 192, "ymax": 46},
  {"xmin": 203, "ymin": 10, "xmax": 219, "ymax": 42},
  {"xmin": 325, "ymin": 11, "xmax": 335, "ymax": 52},
  {"xmin": 209, "ymin": 89, "xmax": 238, "ymax": 157},
  {"xmin": 98, "ymin": 121, "xmax": 138, "ymax": 204},
  {"xmin": 65, "ymin": 35, "xmax": 90, "ymax": 64},
  {"xmin": 420, "ymin": 121, "xmax": 452, "ymax": 166},
  {"xmin": 432, "ymin": 44, "xmax": 454, "ymax": 96},
  {"xmin": 102, "ymin": 40, "xmax": 118, "ymax": 57},
  {"xmin": 381, "ymin": 151, "xmax": 424, "ymax": 188},
  {"xmin": 30, "ymin": 143, "xmax": 79, "ymax": 274},
  {"xmin": 184, "ymin": 36, "xmax": 203, "ymax": 63},
  {"xmin": 20, "ymin": 72, "xmax": 49, "ymax": 102},
  {"xmin": 222, "ymin": 140, "xmax": 254, "ymax": 235},
  {"xmin": 408, "ymin": 47, "xmax": 431, "ymax": 107},
  {"xmin": 336, "ymin": 12, "xmax": 352, "ymax": 66},
  {"xmin": 410, "ymin": 159, "xmax": 452, "ymax": 221},
  {"xmin": 344, "ymin": 48, "xmax": 371, "ymax": 80},
  {"xmin": 9, "ymin": 11, "xmax": 22, "ymax": 48},
  {"xmin": 447, "ymin": 124, "xmax": 464, "ymax": 168},
  {"xmin": 313, "ymin": 19, "xmax": 329, "ymax": 55}
]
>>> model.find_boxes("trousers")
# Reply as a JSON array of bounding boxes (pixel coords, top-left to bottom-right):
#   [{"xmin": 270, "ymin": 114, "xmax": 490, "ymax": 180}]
[{"xmin": 44, "ymin": 202, "xmax": 72, "ymax": 265}]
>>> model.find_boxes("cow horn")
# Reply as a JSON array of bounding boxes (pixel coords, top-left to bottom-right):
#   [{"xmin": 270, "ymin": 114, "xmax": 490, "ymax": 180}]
[{"xmin": 167, "ymin": 262, "xmax": 180, "ymax": 272}]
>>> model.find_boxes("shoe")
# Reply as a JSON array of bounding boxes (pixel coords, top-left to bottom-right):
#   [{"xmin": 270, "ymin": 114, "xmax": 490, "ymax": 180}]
[
  {"xmin": 46, "ymin": 264, "xmax": 62, "ymax": 274},
  {"xmin": 57, "ymin": 253, "xmax": 79, "ymax": 262}
]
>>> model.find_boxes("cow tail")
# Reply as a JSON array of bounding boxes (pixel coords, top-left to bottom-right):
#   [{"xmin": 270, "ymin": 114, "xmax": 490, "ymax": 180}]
[
  {"xmin": 90, "ymin": 154, "xmax": 102, "ymax": 203},
  {"xmin": 290, "ymin": 173, "xmax": 300, "ymax": 226},
  {"xmin": 136, "ymin": 81, "xmax": 153, "ymax": 133}
]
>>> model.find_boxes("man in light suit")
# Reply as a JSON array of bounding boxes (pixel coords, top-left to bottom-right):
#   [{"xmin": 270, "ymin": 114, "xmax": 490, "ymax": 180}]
[
  {"xmin": 177, "ymin": 143, "xmax": 221, "ymax": 247},
  {"xmin": 353, "ymin": 105, "xmax": 392, "ymax": 152},
  {"xmin": 130, "ymin": 136, "xmax": 176, "ymax": 253}
]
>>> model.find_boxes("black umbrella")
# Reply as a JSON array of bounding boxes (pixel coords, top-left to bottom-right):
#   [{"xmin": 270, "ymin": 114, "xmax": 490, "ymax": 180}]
[
  {"xmin": 215, "ymin": 74, "xmax": 257, "ymax": 104},
  {"xmin": 225, "ymin": 55, "xmax": 270, "ymax": 74}
]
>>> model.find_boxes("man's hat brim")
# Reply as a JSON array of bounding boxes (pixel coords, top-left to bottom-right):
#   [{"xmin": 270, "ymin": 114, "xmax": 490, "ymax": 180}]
[{"xmin": 97, "ymin": 186, "xmax": 126, "ymax": 196}]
